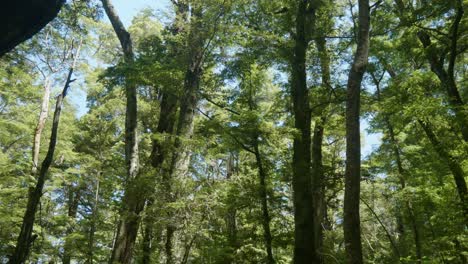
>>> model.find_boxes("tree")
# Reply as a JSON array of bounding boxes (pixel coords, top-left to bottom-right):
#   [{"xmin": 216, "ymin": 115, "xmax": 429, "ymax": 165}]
[
  {"xmin": 343, "ymin": 0, "xmax": 370, "ymax": 263},
  {"xmin": 9, "ymin": 41, "xmax": 81, "ymax": 264},
  {"xmin": 290, "ymin": 1, "xmax": 317, "ymax": 262},
  {"xmin": 100, "ymin": 0, "xmax": 143, "ymax": 263},
  {"xmin": 1, "ymin": 0, "xmax": 467, "ymax": 263}
]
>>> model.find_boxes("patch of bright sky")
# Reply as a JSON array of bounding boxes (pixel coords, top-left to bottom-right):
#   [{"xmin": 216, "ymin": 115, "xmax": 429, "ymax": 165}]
[
  {"xmin": 107, "ymin": 0, "xmax": 171, "ymax": 26},
  {"xmin": 361, "ymin": 119, "xmax": 382, "ymax": 158}
]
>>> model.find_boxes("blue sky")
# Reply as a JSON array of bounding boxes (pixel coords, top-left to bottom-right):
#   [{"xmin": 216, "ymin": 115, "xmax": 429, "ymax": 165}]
[
  {"xmin": 71, "ymin": 0, "xmax": 381, "ymax": 158},
  {"xmin": 109, "ymin": 0, "xmax": 170, "ymax": 26}
]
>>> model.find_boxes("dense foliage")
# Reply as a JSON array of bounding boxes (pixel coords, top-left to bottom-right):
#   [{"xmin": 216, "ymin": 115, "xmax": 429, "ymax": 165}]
[{"xmin": 0, "ymin": 0, "xmax": 466, "ymax": 263}]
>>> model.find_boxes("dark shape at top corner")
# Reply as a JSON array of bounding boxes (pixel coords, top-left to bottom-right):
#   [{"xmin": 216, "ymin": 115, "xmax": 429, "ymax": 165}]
[{"xmin": 0, "ymin": 0, "xmax": 65, "ymax": 57}]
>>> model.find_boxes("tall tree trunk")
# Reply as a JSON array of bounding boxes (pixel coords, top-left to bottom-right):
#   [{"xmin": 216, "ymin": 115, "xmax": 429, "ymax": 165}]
[
  {"xmin": 388, "ymin": 119, "xmax": 423, "ymax": 263},
  {"xmin": 163, "ymin": 6, "xmax": 205, "ymax": 263},
  {"xmin": 290, "ymin": 1, "xmax": 316, "ymax": 263},
  {"xmin": 8, "ymin": 76, "xmax": 50, "ymax": 264},
  {"xmin": 343, "ymin": 0, "xmax": 369, "ymax": 263},
  {"xmin": 142, "ymin": 2, "xmax": 187, "ymax": 260},
  {"xmin": 9, "ymin": 60, "xmax": 77, "ymax": 264},
  {"xmin": 150, "ymin": 93, "xmax": 178, "ymax": 170},
  {"xmin": 406, "ymin": 201, "xmax": 422, "ymax": 263},
  {"xmin": 32, "ymin": 78, "xmax": 51, "ymax": 175},
  {"xmin": 141, "ymin": 215, "xmax": 154, "ymax": 264},
  {"xmin": 225, "ymin": 153, "xmax": 238, "ymax": 263},
  {"xmin": 312, "ymin": 31, "xmax": 331, "ymax": 263},
  {"xmin": 164, "ymin": 225, "xmax": 175, "ymax": 264},
  {"xmin": 311, "ymin": 118, "xmax": 325, "ymax": 261},
  {"xmin": 100, "ymin": 1, "xmax": 142, "ymax": 263},
  {"xmin": 63, "ymin": 184, "xmax": 83, "ymax": 264},
  {"xmin": 253, "ymin": 141, "xmax": 274, "ymax": 264},
  {"xmin": 142, "ymin": 91, "xmax": 178, "ymax": 264},
  {"xmin": 87, "ymin": 175, "xmax": 100, "ymax": 264}
]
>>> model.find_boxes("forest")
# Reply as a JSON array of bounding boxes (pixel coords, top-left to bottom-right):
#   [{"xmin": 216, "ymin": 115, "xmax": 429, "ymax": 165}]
[{"xmin": 0, "ymin": 0, "xmax": 466, "ymax": 263}]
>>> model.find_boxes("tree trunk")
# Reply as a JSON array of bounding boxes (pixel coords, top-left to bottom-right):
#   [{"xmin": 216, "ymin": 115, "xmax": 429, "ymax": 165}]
[
  {"xmin": 141, "ymin": 213, "xmax": 154, "ymax": 264},
  {"xmin": 163, "ymin": 6, "xmax": 205, "ymax": 262},
  {"xmin": 63, "ymin": 184, "xmax": 83, "ymax": 264},
  {"xmin": 32, "ymin": 78, "xmax": 51, "ymax": 175},
  {"xmin": 388, "ymin": 120, "xmax": 423, "ymax": 263},
  {"xmin": 100, "ymin": 1, "xmax": 142, "ymax": 263},
  {"xmin": 311, "ymin": 118, "xmax": 325, "ymax": 262},
  {"xmin": 395, "ymin": 208, "xmax": 406, "ymax": 255},
  {"xmin": 181, "ymin": 234, "xmax": 197, "ymax": 264},
  {"xmin": 312, "ymin": 31, "xmax": 331, "ymax": 263},
  {"xmin": 141, "ymin": 91, "xmax": 178, "ymax": 264},
  {"xmin": 253, "ymin": 141, "xmax": 274, "ymax": 264},
  {"xmin": 150, "ymin": 93, "xmax": 178, "ymax": 169},
  {"xmin": 406, "ymin": 201, "xmax": 422, "ymax": 263},
  {"xmin": 87, "ymin": 175, "xmax": 100, "ymax": 264},
  {"xmin": 164, "ymin": 226, "xmax": 175, "ymax": 264},
  {"xmin": 225, "ymin": 153, "xmax": 238, "ymax": 263},
  {"xmin": 142, "ymin": 2, "xmax": 185, "ymax": 260},
  {"xmin": 343, "ymin": 0, "xmax": 369, "ymax": 263},
  {"xmin": 9, "ymin": 63, "xmax": 76, "ymax": 264},
  {"xmin": 290, "ymin": 1, "xmax": 316, "ymax": 263}
]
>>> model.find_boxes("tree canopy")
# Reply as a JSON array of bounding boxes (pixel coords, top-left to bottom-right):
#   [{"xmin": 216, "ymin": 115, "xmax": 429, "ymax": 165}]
[{"xmin": 0, "ymin": 0, "xmax": 466, "ymax": 263}]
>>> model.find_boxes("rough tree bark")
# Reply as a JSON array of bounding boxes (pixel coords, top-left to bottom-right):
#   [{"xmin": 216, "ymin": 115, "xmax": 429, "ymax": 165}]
[
  {"xmin": 141, "ymin": 215, "xmax": 157, "ymax": 264},
  {"xmin": 253, "ymin": 140, "xmax": 275, "ymax": 264},
  {"xmin": 100, "ymin": 1, "xmax": 142, "ymax": 263},
  {"xmin": 142, "ymin": 91, "xmax": 178, "ymax": 264},
  {"xmin": 9, "ymin": 52, "xmax": 79, "ymax": 263},
  {"xmin": 290, "ymin": 1, "xmax": 317, "ymax": 263},
  {"xmin": 163, "ymin": 5, "xmax": 205, "ymax": 263},
  {"xmin": 312, "ymin": 30, "xmax": 331, "ymax": 264},
  {"xmin": 311, "ymin": 120, "xmax": 325, "ymax": 260},
  {"xmin": 343, "ymin": 0, "xmax": 370, "ymax": 263}
]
